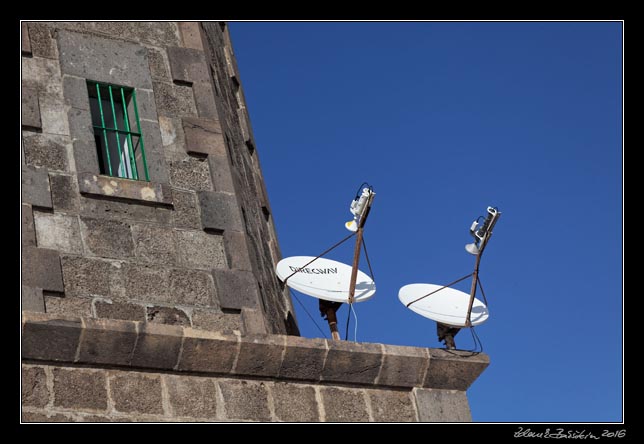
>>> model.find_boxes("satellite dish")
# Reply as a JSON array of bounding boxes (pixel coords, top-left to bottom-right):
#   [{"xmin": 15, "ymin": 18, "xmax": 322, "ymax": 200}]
[
  {"xmin": 276, "ymin": 256, "xmax": 376, "ymax": 303},
  {"xmin": 398, "ymin": 283, "xmax": 489, "ymax": 327}
]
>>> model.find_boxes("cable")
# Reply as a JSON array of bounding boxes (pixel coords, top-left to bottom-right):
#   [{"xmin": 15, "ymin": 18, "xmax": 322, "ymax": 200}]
[
  {"xmin": 362, "ymin": 236, "xmax": 375, "ymax": 282},
  {"xmin": 345, "ymin": 303, "xmax": 351, "ymax": 340},
  {"xmin": 289, "ymin": 288, "xmax": 328, "ymax": 339},
  {"xmin": 351, "ymin": 303, "xmax": 358, "ymax": 341},
  {"xmin": 406, "ymin": 273, "xmax": 473, "ymax": 308}
]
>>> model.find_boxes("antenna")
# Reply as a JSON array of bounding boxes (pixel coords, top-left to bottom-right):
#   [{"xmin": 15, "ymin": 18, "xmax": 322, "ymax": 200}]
[{"xmin": 276, "ymin": 184, "xmax": 377, "ymax": 340}]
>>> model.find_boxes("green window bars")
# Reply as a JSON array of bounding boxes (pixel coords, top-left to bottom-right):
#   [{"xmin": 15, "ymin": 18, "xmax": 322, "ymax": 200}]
[{"xmin": 87, "ymin": 82, "xmax": 149, "ymax": 181}]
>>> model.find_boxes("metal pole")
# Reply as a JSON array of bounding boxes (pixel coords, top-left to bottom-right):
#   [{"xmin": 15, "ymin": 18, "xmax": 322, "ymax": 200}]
[
  {"xmin": 465, "ymin": 251, "xmax": 482, "ymax": 327},
  {"xmin": 347, "ymin": 193, "xmax": 374, "ymax": 305}
]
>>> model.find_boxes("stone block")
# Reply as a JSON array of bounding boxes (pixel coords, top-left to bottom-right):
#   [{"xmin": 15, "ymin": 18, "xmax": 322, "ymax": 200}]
[
  {"xmin": 213, "ymin": 269, "xmax": 260, "ymax": 310},
  {"xmin": 240, "ymin": 307, "xmax": 268, "ymax": 335},
  {"xmin": 413, "ymin": 388, "xmax": 472, "ymax": 422},
  {"xmin": 234, "ymin": 335, "xmax": 285, "ymax": 378},
  {"xmin": 153, "ymin": 81, "xmax": 197, "ymax": 117},
  {"xmin": 22, "ymin": 86, "xmax": 41, "ymax": 129},
  {"xmin": 121, "ymin": 262, "xmax": 170, "ymax": 303},
  {"xmin": 279, "ymin": 335, "xmax": 328, "ymax": 381},
  {"xmin": 167, "ymin": 46, "xmax": 209, "ymax": 84},
  {"xmin": 22, "ymin": 412, "xmax": 71, "ymax": 422},
  {"xmin": 377, "ymin": 344, "xmax": 429, "ymax": 388},
  {"xmin": 79, "ymin": 193, "xmax": 173, "ymax": 225},
  {"xmin": 62, "ymin": 75, "xmax": 90, "ymax": 110},
  {"xmin": 40, "ymin": 94, "xmax": 70, "ymax": 136},
  {"xmin": 61, "ymin": 21, "xmax": 181, "ymax": 48},
  {"xmin": 22, "ymin": 164, "xmax": 52, "ymax": 209},
  {"xmin": 321, "ymin": 341, "xmax": 383, "ymax": 386},
  {"xmin": 77, "ymin": 173, "xmax": 173, "ymax": 205},
  {"xmin": 207, "ymin": 153, "xmax": 236, "ymax": 193},
  {"xmin": 57, "ymin": 30, "xmax": 152, "ymax": 89},
  {"xmin": 80, "ymin": 217, "xmax": 134, "ymax": 259},
  {"xmin": 191, "ymin": 309, "xmax": 242, "ymax": 333},
  {"xmin": 218, "ymin": 379, "xmax": 271, "ymax": 421},
  {"xmin": 138, "ymin": 120, "xmax": 168, "ymax": 183},
  {"xmin": 165, "ymin": 375, "xmax": 218, "ymax": 419},
  {"xmin": 22, "ymin": 246, "xmax": 64, "ymax": 292},
  {"xmin": 134, "ymin": 88, "xmax": 158, "ymax": 122},
  {"xmin": 193, "ymin": 82, "xmax": 219, "ymax": 120},
  {"xmin": 53, "ymin": 367, "xmax": 108, "ymax": 411},
  {"xmin": 34, "ymin": 212, "xmax": 83, "ymax": 254},
  {"xmin": 22, "ymin": 365, "xmax": 49, "ymax": 408},
  {"xmin": 77, "ymin": 317, "xmax": 138, "ymax": 366},
  {"xmin": 22, "ymin": 204, "xmax": 36, "ymax": 246},
  {"xmin": 182, "ymin": 117, "xmax": 225, "ymax": 157},
  {"xmin": 147, "ymin": 47, "xmax": 170, "ymax": 80},
  {"xmin": 22, "ymin": 22, "xmax": 31, "ymax": 55},
  {"xmin": 50, "ymin": 173, "xmax": 80, "ymax": 213},
  {"xmin": 131, "ymin": 322, "xmax": 183, "ymax": 369},
  {"xmin": 27, "ymin": 22, "xmax": 57, "ymax": 59},
  {"xmin": 60, "ymin": 256, "xmax": 114, "ymax": 297},
  {"xmin": 171, "ymin": 189, "xmax": 201, "ymax": 229},
  {"xmin": 177, "ymin": 328, "xmax": 238, "ymax": 373},
  {"xmin": 223, "ymin": 231, "xmax": 252, "ymax": 271},
  {"xmin": 21, "ymin": 313, "xmax": 82, "ymax": 362},
  {"xmin": 110, "ymin": 371, "xmax": 163, "ymax": 414},
  {"xmin": 175, "ymin": 230, "xmax": 226, "ymax": 270},
  {"xmin": 198, "ymin": 191, "xmax": 244, "ymax": 232},
  {"xmin": 320, "ymin": 387, "xmax": 369, "ymax": 422},
  {"xmin": 72, "ymin": 139, "xmax": 100, "ymax": 176},
  {"xmin": 132, "ymin": 224, "xmax": 177, "ymax": 265},
  {"xmin": 22, "ymin": 285, "xmax": 45, "ymax": 312},
  {"xmin": 179, "ymin": 22, "xmax": 204, "ymax": 50},
  {"xmin": 169, "ymin": 156, "xmax": 213, "ymax": 191},
  {"xmin": 45, "ymin": 295, "xmax": 93, "ymax": 318},
  {"xmin": 424, "ymin": 349, "xmax": 490, "ymax": 390},
  {"xmin": 94, "ymin": 300, "xmax": 146, "ymax": 322},
  {"xmin": 171, "ymin": 268, "xmax": 217, "ymax": 307},
  {"xmin": 147, "ymin": 306, "xmax": 190, "ymax": 327},
  {"xmin": 271, "ymin": 383, "xmax": 320, "ymax": 422},
  {"xmin": 22, "ymin": 132, "xmax": 69, "ymax": 172},
  {"xmin": 367, "ymin": 389, "xmax": 417, "ymax": 422}
]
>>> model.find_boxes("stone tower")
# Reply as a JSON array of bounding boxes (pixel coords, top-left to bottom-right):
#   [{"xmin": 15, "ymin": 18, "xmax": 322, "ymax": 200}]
[{"xmin": 21, "ymin": 21, "xmax": 489, "ymax": 422}]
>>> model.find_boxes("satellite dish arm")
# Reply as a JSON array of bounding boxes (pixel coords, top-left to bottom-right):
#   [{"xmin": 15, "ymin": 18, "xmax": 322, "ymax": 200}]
[{"xmin": 348, "ymin": 191, "xmax": 375, "ymax": 305}]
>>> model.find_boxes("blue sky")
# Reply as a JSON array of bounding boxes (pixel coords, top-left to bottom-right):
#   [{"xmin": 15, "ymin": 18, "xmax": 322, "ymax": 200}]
[{"xmin": 229, "ymin": 21, "xmax": 623, "ymax": 422}]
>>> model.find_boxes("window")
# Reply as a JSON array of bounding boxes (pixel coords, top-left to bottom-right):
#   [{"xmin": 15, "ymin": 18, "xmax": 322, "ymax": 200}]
[{"xmin": 87, "ymin": 82, "xmax": 149, "ymax": 181}]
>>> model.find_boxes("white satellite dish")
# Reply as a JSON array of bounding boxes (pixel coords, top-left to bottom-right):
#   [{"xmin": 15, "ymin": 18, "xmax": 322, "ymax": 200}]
[
  {"xmin": 276, "ymin": 256, "xmax": 376, "ymax": 303},
  {"xmin": 398, "ymin": 283, "xmax": 489, "ymax": 327}
]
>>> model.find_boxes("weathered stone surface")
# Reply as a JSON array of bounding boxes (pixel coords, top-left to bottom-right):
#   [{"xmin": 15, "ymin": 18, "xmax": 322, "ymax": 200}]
[
  {"xmin": 234, "ymin": 335, "xmax": 285, "ymax": 377},
  {"xmin": 80, "ymin": 217, "xmax": 134, "ymax": 259},
  {"xmin": 377, "ymin": 344, "xmax": 429, "ymax": 388},
  {"xmin": 132, "ymin": 224, "xmax": 176, "ymax": 265},
  {"xmin": 191, "ymin": 309, "xmax": 242, "ymax": 332},
  {"xmin": 53, "ymin": 367, "xmax": 107, "ymax": 411},
  {"xmin": 22, "ymin": 366, "xmax": 49, "ymax": 407},
  {"xmin": 179, "ymin": 22, "xmax": 204, "ymax": 50},
  {"xmin": 147, "ymin": 47, "xmax": 169, "ymax": 80},
  {"xmin": 165, "ymin": 375, "xmax": 217, "ymax": 419},
  {"xmin": 424, "ymin": 349, "xmax": 490, "ymax": 391},
  {"xmin": 34, "ymin": 212, "xmax": 83, "ymax": 254},
  {"xmin": 213, "ymin": 269, "xmax": 260, "ymax": 310},
  {"xmin": 110, "ymin": 372, "xmax": 163, "ymax": 414},
  {"xmin": 171, "ymin": 189, "xmax": 201, "ymax": 229},
  {"xmin": 138, "ymin": 119, "xmax": 168, "ymax": 183},
  {"xmin": 134, "ymin": 87, "xmax": 158, "ymax": 122},
  {"xmin": 22, "ymin": 86, "xmax": 41, "ymax": 128},
  {"xmin": 121, "ymin": 262, "xmax": 170, "ymax": 303},
  {"xmin": 177, "ymin": 328, "xmax": 238, "ymax": 373},
  {"xmin": 147, "ymin": 306, "xmax": 190, "ymax": 326},
  {"xmin": 367, "ymin": 389, "xmax": 417, "ymax": 422},
  {"xmin": 58, "ymin": 30, "xmax": 152, "ymax": 89},
  {"xmin": 182, "ymin": 117, "xmax": 225, "ymax": 156},
  {"xmin": 22, "ymin": 22, "xmax": 31, "ymax": 54},
  {"xmin": 413, "ymin": 388, "xmax": 472, "ymax": 422},
  {"xmin": 223, "ymin": 231, "xmax": 253, "ymax": 271},
  {"xmin": 218, "ymin": 380, "xmax": 270, "ymax": 421},
  {"xmin": 22, "ymin": 164, "xmax": 52, "ymax": 209},
  {"xmin": 60, "ymin": 256, "xmax": 114, "ymax": 297},
  {"xmin": 170, "ymin": 268, "xmax": 217, "ymax": 307},
  {"xmin": 271, "ymin": 383, "xmax": 320, "ymax": 422},
  {"xmin": 320, "ymin": 387, "xmax": 370, "ymax": 422},
  {"xmin": 279, "ymin": 335, "xmax": 328, "ymax": 381},
  {"xmin": 22, "ymin": 132, "xmax": 69, "ymax": 172},
  {"xmin": 21, "ymin": 313, "xmax": 82, "ymax": 362},
  {"xmin": 77, "ymin": 173, "xmax": 173, "ymax": 205},
  {"xmin": 22, "ymin": 286, "xmax": 45, "ymax": 312},
  {"xmin": 169, "ymin": 156, "xmax": 213, "ymax": 191},
  {"xmin": 153, "ymin": 81, "xmax": 197, "ymax": 117},
  {"xmin": 22, "ymin": 411, "xmax": 71, "ymax": 422},
  {"xmin": 53, "ymin": 21, "xmax": 181, "ymax": 48},
  {"xmin": 175, "ymin": 230, "xmax": 226, "ymax": 270},
  {"xmin": 198, "ymin": 191, "xmax": 243, "ymax": 232},
  {"xmin": 322, "ymin": 341, "xmax": 383, "ymax": 386},
  {"xmin": 94, "ymin": 300, "xmax": 146, "ymax": 322},
  {"xmin": 207, "ymin": 152, "xmax": 236, "ymax": 193},
  {"xmin": 79, "ymin": 194, "xmax": 173, "ymax": 225},
  {"xmin": 22, "ymin": 204, "xmax": 36, "ymax": 246},
  {"xmin": 50, "ymin": 173, "xmax": 80, "ymax": 213},
  {"xmin": 62, "ymin": 75, "xmax": 90, "ymax": 110},
  {"xmin": 77, "ymin": 318, "xmax": 137, "ymax": 366},
  {"xmin": 22, "ymin": 246, "xmax": 64, "ymax": 292},
  {"xmin": 27, "ymin": 22, "xmax": 57, "ymax": 59},
  {"xmin": 193, "ymin": 82, "xmax": 218, "ymax": 120},
  {"xmin": 167, "ymin": 46, "xmax": 209, "ymax": 84},
  {"xmin": 131, "ymin": 322, "xmax": 183, "ymax": 369},
  {"xmin": 45, "ymin": 295, "xmax": 93, "ymax": 318},
  {"xmin": 241, "ymin": 307, "xmax": 268, "ymax": 335}
]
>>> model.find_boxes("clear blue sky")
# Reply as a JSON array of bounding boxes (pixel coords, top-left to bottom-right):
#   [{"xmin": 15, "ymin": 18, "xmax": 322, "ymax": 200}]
[{"xmin": 229, "ymin": 21, "xmax": 623, "ymax": 423}]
